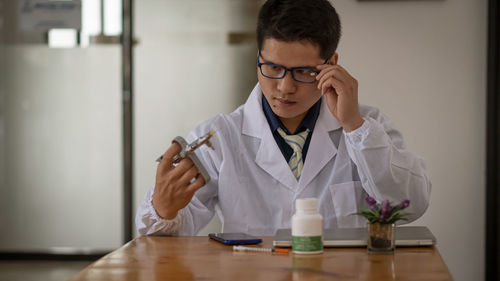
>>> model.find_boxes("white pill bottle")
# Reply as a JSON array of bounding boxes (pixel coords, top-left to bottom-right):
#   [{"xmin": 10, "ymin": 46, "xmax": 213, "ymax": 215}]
[{"xmin": 291, "ymin": 198, "xmax": 323, "ymax": 254}]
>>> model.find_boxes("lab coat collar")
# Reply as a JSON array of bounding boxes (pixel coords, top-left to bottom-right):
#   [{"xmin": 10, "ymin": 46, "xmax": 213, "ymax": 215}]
[{"xmin": 242, "ymin": 83, "xmax": 341, "ymax": 191}]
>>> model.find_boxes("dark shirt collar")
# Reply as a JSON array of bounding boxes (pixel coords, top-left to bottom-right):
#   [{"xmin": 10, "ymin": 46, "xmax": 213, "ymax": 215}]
[{"xmin": 262, "ymin": 94, "xmax": 321, "ymax": 135}]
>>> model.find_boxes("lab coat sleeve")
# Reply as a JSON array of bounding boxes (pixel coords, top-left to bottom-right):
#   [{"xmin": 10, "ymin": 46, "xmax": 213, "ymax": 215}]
[
  {"xmin": 135, "ymin": 116, "xmax": 223, "ymax": 236},
  {"xmin": 135, "ymin": 185, "xmax": 184, "ymax": 236},
  {"xmin": 135, "ymin": 182, "xmax": 218, "ymax": 236},
  {"xmin": 343, "ymin": 107, "xmax": 431, "ymax": 223}
]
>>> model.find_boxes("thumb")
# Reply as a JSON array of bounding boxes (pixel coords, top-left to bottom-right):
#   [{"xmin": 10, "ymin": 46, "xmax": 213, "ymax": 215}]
[
  {"xmin": 324, "ymin": 89, "xmax": 340, "ymax": 118},
  {"xmin": 324, "ymin": 88, "xmax": 338, "ymax": 106}
]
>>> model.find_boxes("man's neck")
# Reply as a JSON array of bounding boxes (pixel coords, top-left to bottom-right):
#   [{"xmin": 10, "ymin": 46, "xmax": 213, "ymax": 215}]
[{"xmin": 279, "ymin": 112, "xmax": 307, "ymax": 134}]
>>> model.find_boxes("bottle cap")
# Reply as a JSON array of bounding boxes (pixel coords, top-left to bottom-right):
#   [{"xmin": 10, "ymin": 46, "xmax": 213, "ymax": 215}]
[{"xmin": 296, "ymin": 198, "xmax": 319, "ymax": 211}]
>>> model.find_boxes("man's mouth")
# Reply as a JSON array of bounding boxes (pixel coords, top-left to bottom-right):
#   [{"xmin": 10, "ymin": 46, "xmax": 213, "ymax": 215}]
[{"xmin": 275, "ymin": 97, "xmax": 296, "ymax": 105}]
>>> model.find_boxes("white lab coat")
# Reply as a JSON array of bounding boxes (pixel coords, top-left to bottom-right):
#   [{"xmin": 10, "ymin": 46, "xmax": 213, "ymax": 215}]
[{"xmin": 136, "ymin": 83, "xmax": 431, "ymax": 236}]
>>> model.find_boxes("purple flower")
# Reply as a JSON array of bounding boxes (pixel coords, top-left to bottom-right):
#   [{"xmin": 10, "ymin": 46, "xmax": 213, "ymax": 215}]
[
  {"xmin": 380, "ymin": 200, "xmax": 391, "ymax": 221},
  {"xmin": 365, "ymin": 195, "xmax": 377, "ymax": 207},
  {"xmin": 400, "ymin": 199, "xmax": 410, "ymax": 210}
]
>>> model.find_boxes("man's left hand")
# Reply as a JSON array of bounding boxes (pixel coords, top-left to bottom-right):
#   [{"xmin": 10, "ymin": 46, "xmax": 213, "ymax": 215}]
[{"xmin": 316, "ymin": 63, "xmax": 364, "ymax": 132}]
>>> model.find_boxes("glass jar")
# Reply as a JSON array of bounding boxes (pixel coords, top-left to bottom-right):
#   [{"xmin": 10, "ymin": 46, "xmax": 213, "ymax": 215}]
[{"xmin": 367, "ymin": 222, "xmax": 395, "ymax": 254}]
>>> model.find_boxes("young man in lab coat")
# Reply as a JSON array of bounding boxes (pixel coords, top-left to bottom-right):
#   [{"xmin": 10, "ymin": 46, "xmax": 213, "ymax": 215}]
[{"xmin": 136, "ymin": 0, "xmax": 431, "ymax": 236}]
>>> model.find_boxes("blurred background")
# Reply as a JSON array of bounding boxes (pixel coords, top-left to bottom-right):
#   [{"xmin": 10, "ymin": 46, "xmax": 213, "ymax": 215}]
[{"xmin": 0, "ymin": 0, "xmax": 491, "ymax": 281}]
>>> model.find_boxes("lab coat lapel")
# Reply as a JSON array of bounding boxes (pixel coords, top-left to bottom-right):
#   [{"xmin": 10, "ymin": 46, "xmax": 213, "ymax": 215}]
[
  {"xmin": 298, "ymin": 97, "xmax": 341, "ymax": 189},
  {"xmin": 242, "ymin": 84, "xmax": 298, "ymax": 191},
  {"xmin": 255, "ymin": 127, "xmax": 298, "ymax": 190}
]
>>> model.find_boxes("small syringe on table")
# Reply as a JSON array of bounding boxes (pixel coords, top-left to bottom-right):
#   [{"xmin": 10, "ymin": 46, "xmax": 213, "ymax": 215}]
[{"xmin": 233, "ymin": 245, "xmax": 289, "ymax": 254}]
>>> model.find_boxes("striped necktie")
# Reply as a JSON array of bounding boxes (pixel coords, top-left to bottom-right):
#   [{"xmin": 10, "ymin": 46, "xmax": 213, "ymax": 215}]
[{"xmin": 277, "ymin": 127, "xmax": 311, "ymax": 180}]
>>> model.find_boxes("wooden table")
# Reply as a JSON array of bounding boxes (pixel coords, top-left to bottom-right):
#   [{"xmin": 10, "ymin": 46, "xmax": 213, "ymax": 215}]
[{"xmin": 70, "ymin": 236, "xmax": 453, "ymax": 281}]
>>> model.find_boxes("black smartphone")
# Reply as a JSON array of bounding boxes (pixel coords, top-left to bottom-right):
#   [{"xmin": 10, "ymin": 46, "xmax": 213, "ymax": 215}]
[{"xmin": 208, "ymin": 232, "xmax": 262, "ymax": 245}]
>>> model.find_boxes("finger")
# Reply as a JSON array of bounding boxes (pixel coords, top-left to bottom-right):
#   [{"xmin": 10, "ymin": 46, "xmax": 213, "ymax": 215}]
[
  {"xmin": 322, "ymin": 69, "xmax": 358, "ymax": 96},
  {"xmin": 178, "ymin": 165, "xmax": 200, "ymax": 186},
  {"xmin": 318, "ymin": 72, "xmax": 342, "ymax": 92},
  {"xmin": 162, "ymin": 142, "xmax": 182, "ymax": 165},
  {"xmin": 318, "ymin": 69, "xmax": 349, "ymax": 91},
  {"xmin": 317, "ymin": 63, "xmax": 348, "ymax": 72},
  {"xmin": 324, "ymin": 77, "xmax": 345, "ymax": 93},
  {"xmin": 168, "ymin": 157, "xmax": 195, "ymax": 180},
  {"xmin": 330, "ymin": 64, "xmax": 349, "ymax": 75},
  {"xmin": 324, "ymin": 87, "xmax": 338, "ymax": 102},
  {"xmin": 324, "ymin": 88, "xmax": 338, "ymax": 111},
  {"xmin": 318, "ymin": 67, "xmax": 349, "ymax": 84},
  {"xmin": 317, "ymin": 69, "xmax": 342, "ymax": 89},
  {"xmin": 320, "ymin": 77, "xmax": 344, "ymax": 96},
  {"xmin": 318, "ymin": 65, "xmax": 353, "ymax": 84},
  {"xmin": 157, "ymin": 142, "xmax": 183, "ymax": 175},
  {"xmin": 318, "ymin": 74, "xmax": 329, "ymax": 91},
  {"xmin": 328, "ymin": 64, "xmax": 354, "ymax": 82},
  {"xmin": 315, "ymin": 65, "xmax": 336, "ymax": 80},
  {"xmin": 185, "ymin": 174, "xmax": 206, "ymax": 194},
  {"xmin": 316, "ymin": 63, "xmax": 334, "ymax": 70},
  {"xmin": 323, "ymin": 87, "xmax": 337, "ymax": 97}
]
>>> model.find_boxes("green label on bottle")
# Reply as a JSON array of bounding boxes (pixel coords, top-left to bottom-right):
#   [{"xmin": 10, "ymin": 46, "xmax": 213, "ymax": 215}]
[{"xmin": 292, "ymin": 236, "xmax": 323, "ymax": 252}]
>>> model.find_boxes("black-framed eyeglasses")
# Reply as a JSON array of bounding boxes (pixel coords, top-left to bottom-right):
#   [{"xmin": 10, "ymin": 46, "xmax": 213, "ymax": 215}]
[{"xmin": 257, "ymin": 50, "xmax": 329, "ymax": 84}]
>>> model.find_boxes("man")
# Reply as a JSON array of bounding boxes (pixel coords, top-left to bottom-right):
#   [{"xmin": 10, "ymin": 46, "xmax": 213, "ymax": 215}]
[{"xmin": 136, "ymin": 0, "xmax": 431, "ymax": 236}]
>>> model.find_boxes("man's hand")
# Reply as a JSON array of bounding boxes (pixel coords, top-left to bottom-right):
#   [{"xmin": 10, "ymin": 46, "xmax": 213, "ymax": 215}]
[
  {"xmin": 152, "ymin": 142, "xmax": 206, "ymax": 219},
  {"xmin": 316, "ymin": 63, "xmax": 364, "ymax": 132}
]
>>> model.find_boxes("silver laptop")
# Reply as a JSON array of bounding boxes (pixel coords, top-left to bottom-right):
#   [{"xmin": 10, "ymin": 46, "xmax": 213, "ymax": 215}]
[{"xmin": 273, "ymin": 226, "xmax": 436, "ymax": 247}]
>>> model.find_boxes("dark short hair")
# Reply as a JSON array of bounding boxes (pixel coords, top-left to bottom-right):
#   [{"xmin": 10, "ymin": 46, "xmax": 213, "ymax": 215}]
[{"xmin": 257, "ymin": 0, "xmax": 341, "ymax": 60}]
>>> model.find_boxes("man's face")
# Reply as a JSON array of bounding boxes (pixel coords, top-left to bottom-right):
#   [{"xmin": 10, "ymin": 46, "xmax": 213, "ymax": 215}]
[{"xmin": 258, "ymin": 38, "xmax": 324, "ymax": 129}]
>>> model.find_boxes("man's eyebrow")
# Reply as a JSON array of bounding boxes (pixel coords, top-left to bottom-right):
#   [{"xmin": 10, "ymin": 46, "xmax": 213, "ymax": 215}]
[
  {"xmin": 260, "ymin": 54, "xmax": 318, "ymax": 68},
  {"xmin": 259, "ymin": 55, "xmax": 277, "ymax": 65},
  {"xmin": 288, "ymin": 64, "xmax": 318, "ymax": 69},
  {"xmin": 264, "ymin": 59, "xmax": 317, "ymax": 69}
]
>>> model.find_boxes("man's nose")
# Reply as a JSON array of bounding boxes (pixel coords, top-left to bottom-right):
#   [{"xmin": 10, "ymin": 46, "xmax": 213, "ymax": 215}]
[{"xmin": 277, "ymin": 71, "xmax": 296, "ymax": 93}]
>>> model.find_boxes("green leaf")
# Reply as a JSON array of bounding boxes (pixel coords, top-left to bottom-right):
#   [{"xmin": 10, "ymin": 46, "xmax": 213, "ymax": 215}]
[
  {"xmin": 386, "ymin": 212, "xmax": 412, "ymax": 223},
  {"xmin": 391, "ymin": 205, "xmax": 402, "ymax": 213},
  {"xmin": 386, "ymin": 209, "xmax": 404, "ymax": 223},
  {"xmin": 360, "ymin": 209, "xmax": 381, "ymax": 218}
]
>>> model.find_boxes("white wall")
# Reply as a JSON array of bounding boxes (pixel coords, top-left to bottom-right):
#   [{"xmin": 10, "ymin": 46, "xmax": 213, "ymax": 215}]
[
  {"xmin": 133, "ymin": 0, "xmax": 487, "ymax": 280},
  {"xmin": 0, "ymin": 46, "xmax": 123, "ymax": 250},
  {"xmin": 334, "ymin": 0, "xmax": 486, "ymax": 280}
]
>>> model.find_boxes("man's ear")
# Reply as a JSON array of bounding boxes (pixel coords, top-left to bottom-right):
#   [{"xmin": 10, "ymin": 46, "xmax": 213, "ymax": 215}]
[{"xmin": 330, "ymin": 53, "xmax": 339, "ymax": 65}]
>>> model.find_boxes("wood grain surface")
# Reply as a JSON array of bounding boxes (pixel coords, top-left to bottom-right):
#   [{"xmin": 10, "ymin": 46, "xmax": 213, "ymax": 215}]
[{"xmin": 70, "ymin": 236, "xmax": 452, "ymax": 281}]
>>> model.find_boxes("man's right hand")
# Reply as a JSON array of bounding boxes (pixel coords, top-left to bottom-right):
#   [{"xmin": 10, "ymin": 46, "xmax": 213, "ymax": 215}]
[{"xmin": 152, "ymin": 142, "xmax": 206, "ymax": 219}]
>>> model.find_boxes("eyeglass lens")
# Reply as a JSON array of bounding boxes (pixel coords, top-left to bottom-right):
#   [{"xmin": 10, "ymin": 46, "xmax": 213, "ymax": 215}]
[{"xmin": 260, "ymin": 64, "xmax": 318, "ymax": 83}]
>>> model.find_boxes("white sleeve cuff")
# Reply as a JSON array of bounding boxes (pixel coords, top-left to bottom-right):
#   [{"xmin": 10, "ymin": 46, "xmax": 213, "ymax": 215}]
[
  {"xmin": 344, "ymin": 118, "xmax": 370, "ymax": 143},
  {"xmin": 147, "ymin": 191, "xmax": 183, "ymax": 232},
  {"xmin": 135, "ymin": 186, "xmax": 184, "ymax": 236}
]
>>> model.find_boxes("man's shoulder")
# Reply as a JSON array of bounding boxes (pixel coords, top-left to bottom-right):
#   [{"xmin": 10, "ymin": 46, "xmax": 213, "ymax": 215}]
[
  {"xmin": 212, "ymin": 104, "xmax": 245, "ymax": 128},
  {"xmin": 359, "ymin": 104, "xmax": 380, "ymax": 117},
  {"xmin": 357, "ymin": 104, "xmax": 402, "ymax": 137},
  {"xmin": 191, "ymin": 105, "xmax": 245, "ymax": 136},
  {"xmin": 358, "ymin": 104, "xmax": 387, "ymax": 123}
]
